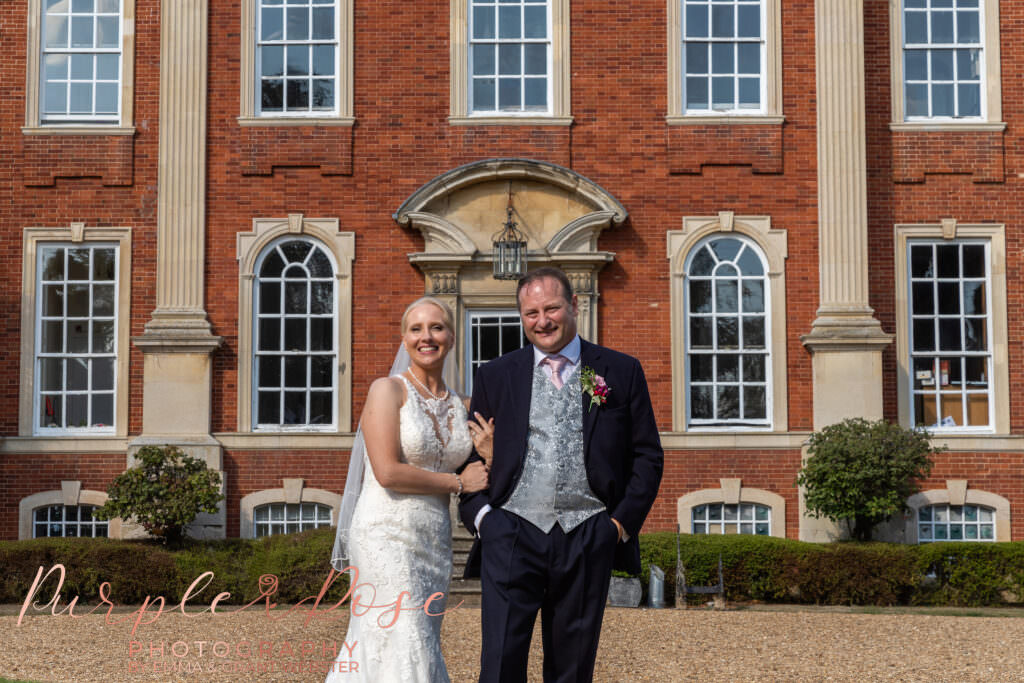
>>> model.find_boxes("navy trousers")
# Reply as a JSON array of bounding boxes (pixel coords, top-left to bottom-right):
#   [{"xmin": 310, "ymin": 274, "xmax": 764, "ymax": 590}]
[{"xmin": 478, "ymin": 508, "xmax": 617, "ymax": 683}]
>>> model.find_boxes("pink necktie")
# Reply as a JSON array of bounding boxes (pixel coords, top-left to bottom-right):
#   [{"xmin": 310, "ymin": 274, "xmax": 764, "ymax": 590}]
[{"xmin": 542, "ymin": 355, "xmax": 568, "ymax": 389}]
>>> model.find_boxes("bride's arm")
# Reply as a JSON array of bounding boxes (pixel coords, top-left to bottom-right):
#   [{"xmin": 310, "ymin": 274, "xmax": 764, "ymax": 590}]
[{"xmin": 362, "ymin": 377, "xmax": 487, "ymax": 495}]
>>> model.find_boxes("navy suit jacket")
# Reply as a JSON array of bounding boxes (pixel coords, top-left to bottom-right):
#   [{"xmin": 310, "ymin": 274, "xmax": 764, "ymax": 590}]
[{"xmin": 458, "ymin": 339, "xmax": 664, "ymax": 577}]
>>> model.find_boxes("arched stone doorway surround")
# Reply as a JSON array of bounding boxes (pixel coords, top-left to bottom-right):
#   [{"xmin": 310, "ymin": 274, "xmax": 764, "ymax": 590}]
[{"xmin": 394, "ymin": 158, "xmax": 627, "ymax": 390}]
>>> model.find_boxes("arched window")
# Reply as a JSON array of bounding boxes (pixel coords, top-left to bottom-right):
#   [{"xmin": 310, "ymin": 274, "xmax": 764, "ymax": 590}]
[
  {"xmin": 918, "ymin": 504, "xmax": 995, "ymax": 542},
  {"xmin": 33, "ymin": 504, "xmax": 108, "ymax": 538},
  {"xmin": 691, "ymin": 502, "xmax": 771, "ymax": 535},
  {"xmin": 254, "ymin": 502, "xmax": 332, "ymax": 537},
  {"xmin": 253, "ymin": 237, "xmax": 337, "ymax": 429},
  {"xmin": 685, "ymin": 235, "xmax": 770, "ymax": 427}
]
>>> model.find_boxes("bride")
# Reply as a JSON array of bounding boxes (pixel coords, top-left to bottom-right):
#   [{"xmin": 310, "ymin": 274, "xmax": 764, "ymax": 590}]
[{"xmin": 327, "ymin": 296, "xmax": 492, "ymax": 682}]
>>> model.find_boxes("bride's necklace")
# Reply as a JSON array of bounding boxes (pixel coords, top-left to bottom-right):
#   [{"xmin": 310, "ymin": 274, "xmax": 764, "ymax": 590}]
[{"xmin": 406, "ymin": 369, "xmax": 449, "ymax": 401}]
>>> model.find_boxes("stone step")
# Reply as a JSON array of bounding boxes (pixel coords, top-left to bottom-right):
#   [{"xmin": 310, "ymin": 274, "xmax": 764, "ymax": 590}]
[{"xmin": 448, "ymin": 577, "xmax": 482, "ymax": 607}]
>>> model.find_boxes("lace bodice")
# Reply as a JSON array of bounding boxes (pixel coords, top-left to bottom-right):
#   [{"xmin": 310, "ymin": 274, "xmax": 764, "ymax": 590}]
[
  {"xmin": 397, "ymin": 375, "xmax": 472, "ymax": 474},
  {"xmin": 327, "ymin": 374, "xmax": 470, "ymax": 682}
]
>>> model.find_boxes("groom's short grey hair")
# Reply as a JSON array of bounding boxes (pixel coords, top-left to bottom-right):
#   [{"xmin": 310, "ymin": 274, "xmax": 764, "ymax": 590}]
[{"xmin": 516, "ymin": 267, "xmax": 574, "ymax": 309}]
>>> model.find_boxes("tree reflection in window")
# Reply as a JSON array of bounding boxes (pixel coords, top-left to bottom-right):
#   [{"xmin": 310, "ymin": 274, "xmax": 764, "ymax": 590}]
[
  {"xmin": 685, "ymin": 235, "xmax": 769, "ymax": 427},
  {"xmin": 254, "ymin": 238, "xmax": 336, "ymax": 429}
]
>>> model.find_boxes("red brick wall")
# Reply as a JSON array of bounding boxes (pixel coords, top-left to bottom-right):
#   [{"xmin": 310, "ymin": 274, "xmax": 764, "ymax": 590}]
[
  {"xmin": 0, "ymin": 453, "xmax": 127, "ymax": 539},
  {"xmin": 4, "ymin": 0, "xmax": 1024, "ymax": 544}
]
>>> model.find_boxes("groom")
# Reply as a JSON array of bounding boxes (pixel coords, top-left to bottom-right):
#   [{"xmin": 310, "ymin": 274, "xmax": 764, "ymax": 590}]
[{"xmin": 460, "ymin": 267, "xmax": 663, "ymax": 683}]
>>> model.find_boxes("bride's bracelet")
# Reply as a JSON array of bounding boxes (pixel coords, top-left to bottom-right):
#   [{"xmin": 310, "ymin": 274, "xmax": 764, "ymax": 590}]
[{"xmin": 452, "ymin": 474, "xmax": 463, "ymax": 495}]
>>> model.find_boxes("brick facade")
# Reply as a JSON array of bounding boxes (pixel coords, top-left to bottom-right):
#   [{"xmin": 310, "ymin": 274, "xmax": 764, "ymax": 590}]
[{"xmin": 1, "ymin": 0, "xmax": 1021, "ymax": 544}]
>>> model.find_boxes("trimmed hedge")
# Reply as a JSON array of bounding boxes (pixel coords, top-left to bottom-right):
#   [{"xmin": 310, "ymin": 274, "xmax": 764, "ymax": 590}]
[
  {"xmin": 637, "ymin": 533, "xmax": 1024, "ymax": 607},
  {"xmin": 0, "ymin": 527, "xmax": 349, "ymax": 606},
  {"xmin": 4, "ymin": 529, "xmax": 1024, "ymax": 608}
]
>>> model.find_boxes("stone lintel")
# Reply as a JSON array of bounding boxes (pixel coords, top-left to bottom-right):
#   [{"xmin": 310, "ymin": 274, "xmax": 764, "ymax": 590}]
[
  {"xmin": 946, "ymin": 479, "xmax": 968, "ymax": 507},
  {"xmin": 61, "ymin": 480, "xmax": 82, "ymax": 507}
]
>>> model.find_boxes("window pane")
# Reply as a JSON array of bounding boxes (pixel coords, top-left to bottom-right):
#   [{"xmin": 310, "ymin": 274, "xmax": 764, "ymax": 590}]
[
  {"xmin": 312, "ymin": 7, "xmax": 334, "ymax": 40},
  {"xmin": 286, "ymin": 6, "xmax": 309, "ymax": 40},
  {"xmin": 742, "ymin": 355, "xmax": 765, "ymax": 382},
  {"xmin": 498, "ymin": 6, "xmax": 520, "ymax": 39},
  {"xmin": 685, "ymin": 4, "xmax": 708, "ymax": 38},
  {"xmin": 690, "ymin": 317, "xmax": 712, "ymax": 348},
  {"xmin": 691, "ymin": 354, "xmax": 713, "ymax": 383},
  {"xmin": 473, "ymin": 6, "xmax": 495, "ymax": 39},
  {"xmin": 691, "ymin": 385, "xmax": 713, "ymax": 419},
  {"xmin": 287, "ymin": 45, "xmax": 309, "ymax": 75},
  {"xmin": 96, "ymin": 16, "xmax": 118, "ymax": 47},
  {"xmin": 958, "ymin": 84, "xmax": 980, "ymax": 117},
  {"xmin": 262, "ymin": 80, "xmax": 284, "ymax": 110},
  {"xmin": 309, "ymin": 391, "xmax": 331, "ymax": 424},
  {"xmin": 686, "ymin": 43, "xmax": 709, "ymax": 74},
  {"xmin": 686, "ymin": 77, "xmax": 709, "ymax": 110},
  {"xmin": 93, "ymin": 357, "xmax": 114, "ymax": 390},
  {"xmin": 524, "ymin": 78, "xmax": 546, "ymax": 109},
  {"xmin": 523, "ymin": 5, "xmax": 546, "ymax": 39},
  {"xmin": 737, "ymin": 5, "xmax": 759, "ymax": 38}
]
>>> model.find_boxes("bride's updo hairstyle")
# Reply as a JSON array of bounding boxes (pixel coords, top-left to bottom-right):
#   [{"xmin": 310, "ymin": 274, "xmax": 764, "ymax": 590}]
[{"xmin": 400, "ymin": 296, "xmax": 456, "ymax": 336}]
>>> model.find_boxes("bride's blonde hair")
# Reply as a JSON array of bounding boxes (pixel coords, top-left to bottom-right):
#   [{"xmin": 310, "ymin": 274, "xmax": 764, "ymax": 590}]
[{"xmin": 400, "ymin": 296, "xmax": 455, "ymax": 335}]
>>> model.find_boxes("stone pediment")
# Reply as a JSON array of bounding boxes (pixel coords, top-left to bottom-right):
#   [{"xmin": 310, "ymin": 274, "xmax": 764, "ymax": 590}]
[{"xmin": 394, "ymin": 158, "xmax": 627, "ymax": 259}]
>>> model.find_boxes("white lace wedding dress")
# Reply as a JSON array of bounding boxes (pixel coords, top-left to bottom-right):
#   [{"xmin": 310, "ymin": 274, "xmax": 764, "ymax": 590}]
[{"xmin": 326, "ymin": 376, "xmax": 472, "ymax": 683}]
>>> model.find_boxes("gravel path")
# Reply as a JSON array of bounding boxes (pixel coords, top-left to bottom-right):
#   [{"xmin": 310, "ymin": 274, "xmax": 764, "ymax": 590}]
[{"xmin": 2, "ymin": 605, "xmax": 1024, "ymax": 682}]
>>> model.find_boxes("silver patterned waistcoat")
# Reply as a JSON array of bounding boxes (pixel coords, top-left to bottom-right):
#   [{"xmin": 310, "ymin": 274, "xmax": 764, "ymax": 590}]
[{"xmin": 502, "ymin": 363, "xmax": 606, "ymax": 533}]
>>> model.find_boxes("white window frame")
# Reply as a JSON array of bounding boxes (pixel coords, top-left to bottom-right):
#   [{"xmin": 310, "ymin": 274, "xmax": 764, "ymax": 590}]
[
  {"xmin": 33, "ymin": 503, "xmax": 109, "ymax": 538},
  {"xmin": 252, "ymin": 235, "xmax": 339, "ymax": 432},
  {"xmin": 667, "ymin": 0, "xmax": 782, "ymax": 124},
  {"xmin": 254, "ymin": 501, "xmax": 332, "ymax": 537},
  {"xmin": 254, "ymin": 0, "xmax": 340, "ymax": 118},
  {"xmin": 691, "ymin": 501, "xmax": 771, "ymax": 535},
  {"xmin": 668, "ymin": 215, "xmax": 787, "ymax": 433},
  {"xmin": 24, "ymin": 0, "xmax": 135, "ymax": 134},
  {"xmin": 678, "ymin": 481, "xmax": 786, "ymax": 538},
  {"xmin": 239, "ymin": 481, "xmax": 341, "ymax": 539},
  {"xmin": 464, "ymin": 309, "xmax": 526, "ymax": 394},
  {"xmin": 450, "ymin": 0, "xmax": 571, "ymax": 125},
  {"xmin": 916, "ymin": 503, "xmax": 995, "ymax": 542},
  {"xmin": 18, "ymin": 484, "xmax": 121, "ymax": 540},
  {"xmin": 890, "ymin": 0, "xmax": 1003, "ymax": 130},
  {"xmin": 19, "ymin": 225, "xmax": 132, "ymax": 438},
  {"xmin": 906, "ymin": 239, "xmax": 992, "ymax": 432},
  {"xmin": 468, "ymin": 0, "xmax": 552, "ymax": 116},
  {"xmin": 34, "ymin": 242, "xmax": 119, "ymax": 435},
  {"xmin": 236, "ymin": 215, "xmax": 355, "ymax": 433},
  {"xmin": 239, "ymin": 0, "xmax": 353, "ymax": 126},
  {"xmin": 894, "ymin": 222, "xmax": 1008, "ymax": 435},
  {"xmin": 905, "ymin": 483, "xmax": 1010, "ymax": 543},
  {"xmin": 683, "ymin": 233, "xmax": 772, "ymax": 429}
]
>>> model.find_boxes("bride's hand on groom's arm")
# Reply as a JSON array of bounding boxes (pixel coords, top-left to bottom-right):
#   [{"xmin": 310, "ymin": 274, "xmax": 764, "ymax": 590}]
[
  {"xmin": 460, "ymin": 460, "xmax": 489, "ymax": 493},
  {"xmin": 467, "ymin": 411, "xmax": 495, "ymax": 468}
]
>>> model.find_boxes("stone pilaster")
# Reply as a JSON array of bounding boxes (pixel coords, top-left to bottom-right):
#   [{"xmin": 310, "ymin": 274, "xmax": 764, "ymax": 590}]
[
  {"xmin": 132, "ymin": 0, "xmax": 224, "ymax": 537},
  {"xmin": 799, "ymin": 0, "xmax": 892, "ymax": 541}
]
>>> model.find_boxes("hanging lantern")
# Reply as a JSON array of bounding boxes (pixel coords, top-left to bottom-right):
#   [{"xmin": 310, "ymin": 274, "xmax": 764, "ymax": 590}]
[{"xmin": 491, "ymin": 204, "xmax": 528, "ymax": 280}]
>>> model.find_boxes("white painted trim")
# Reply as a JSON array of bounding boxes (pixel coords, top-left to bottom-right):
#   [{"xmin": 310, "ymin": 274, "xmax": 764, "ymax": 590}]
[
  {"xmin": 18, "ymin": 487, "xmax": 121, "ymax": 540},
  {"xmin": 677, "ymin": 485, "xmax": 786, "ymax": 538},
  {"xmin": 893, "ymin": 223, "xmax": 1008, "ymax": 434},
  {"xmin": 239, "ymin": 0, "xmax": 353, "ymax": 122},
  {"xmin": 25, "ymin": 0, "xmax": 135, "ymax": 129},
  {"xmin": 668, "ymin": 215, "xmax": 788, "ymax": 433},
  {"xmin": 889, "ymin": 0, "xmax": 1002, "ymax": 124},
  {"xmin": 240, "ymin": 485, "xmax": 342, "ymax": 539},
  {"xmin": 668, "ymin": 0, "xmax": 782, "ymax": 119},
  {"xmin": 450, "ymin": 0, "xmax": 570, "ymax": 121},
  {"xmin": 20, "ymin": 226, "xmax": 132, "ymax": 437},
  {"xmin": 905, "ymin": 485, "xmax": 1010, "ymax": 543},
  {"xmin": 236, "ymin": 217, "xmax": 355, "ymax": 433}
]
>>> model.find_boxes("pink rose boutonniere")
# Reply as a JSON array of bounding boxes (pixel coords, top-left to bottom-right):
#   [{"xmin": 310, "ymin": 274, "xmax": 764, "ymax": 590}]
[{"xmin": 580, "ymin": 366, "xmax": 610, "ymax": 412}]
